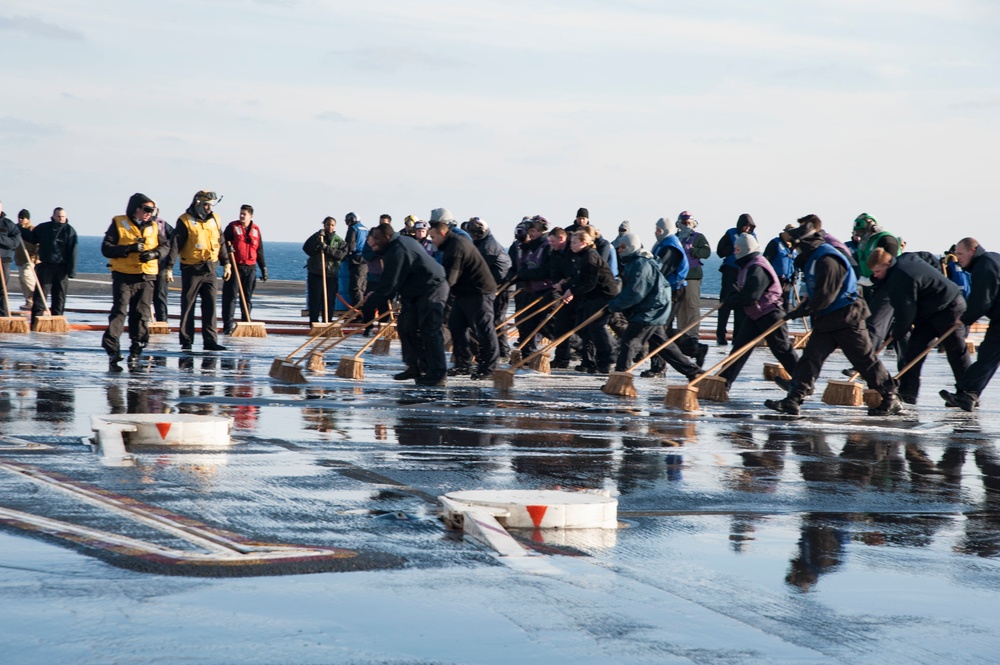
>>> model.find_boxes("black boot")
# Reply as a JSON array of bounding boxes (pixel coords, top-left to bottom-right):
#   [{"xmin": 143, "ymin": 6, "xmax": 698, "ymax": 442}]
[
  {"xmin": 868, "ymin": 393, "xmax": 903, "ymax": 416},
  {"xmin": 764, "ymin": 396, "xmax": 801, "ymax": 415}
]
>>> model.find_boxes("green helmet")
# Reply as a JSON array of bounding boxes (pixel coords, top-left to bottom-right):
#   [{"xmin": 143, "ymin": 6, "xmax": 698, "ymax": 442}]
[{"xmin": 853, "ymin": 213, "xmax": 877, "ymax": 232}]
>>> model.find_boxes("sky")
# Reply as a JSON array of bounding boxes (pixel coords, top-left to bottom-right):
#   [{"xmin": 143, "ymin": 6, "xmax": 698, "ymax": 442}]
[{"xmin": 1, "ymin": 0, "xmax": 998, "ymax": 253}]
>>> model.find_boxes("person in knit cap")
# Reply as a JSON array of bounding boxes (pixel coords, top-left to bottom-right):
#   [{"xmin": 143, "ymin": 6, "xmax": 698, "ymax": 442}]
[
  {"xmin": 766, "ymin": 216, "xmax": 901, "ymax": 417},
  {"xmin": 715, "ymin": 213, "xmax": 757, "ymax": 346},
  {"xmin": 567, "ymin": 207, "xmax": 590, "ymax": 234},
  {"xmin": 716, "ymin": 232, "xmax": 798, "ymax": 389},
  {"xmin": 608, "ymin": 232, "xmax": 703, "ymax": 380}
]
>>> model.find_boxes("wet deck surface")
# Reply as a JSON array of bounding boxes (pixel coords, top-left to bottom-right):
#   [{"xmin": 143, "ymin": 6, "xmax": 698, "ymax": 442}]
[{"xmin": 2, "ymin": 285, "xmax": 999, "ymax": 664}]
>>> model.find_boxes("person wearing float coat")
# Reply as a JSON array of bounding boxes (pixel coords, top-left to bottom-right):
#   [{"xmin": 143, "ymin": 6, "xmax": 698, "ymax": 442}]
[
  {"xmin": 765, "ymin": 217, "xmax": 900, "ymax": 417},
  {"xmin": 100, "ymin": 193, "xmax": 169, "ymax": 371},
  {"xmin": 717, "ymin": 233, "xmax": 798, "ymax": 388},
  {"xmin": 222, "ymin": 204, "xmax": 267, "ymax": 334}
]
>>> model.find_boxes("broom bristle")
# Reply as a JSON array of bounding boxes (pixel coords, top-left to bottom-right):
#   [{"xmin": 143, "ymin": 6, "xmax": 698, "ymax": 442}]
[
  {"xmin": 793, "ymin": 332, "xmax": 810, "ymax": 349},
  {"xmin": 371, "ymin": 338, "xmax": 391, "ymax": 355},
  {"xmin": 509, "ymin": 349, "xmax": 522, "ymax": 365},
  {"xmin": 269, "ymin": 360, "xmax": 308, "ymax": 384},
  {"xmin": 697, "ymin": 376, "xmax": 729, "ymax": 402},
  {"xmin": 763, "ymin": 363, "xmax": 791, "ymax": 381},
  {"xmin": 664, "ymin": 384, "xmax": 699, "ymax": 411},
  {"xmin": 601, "ymin": 371, "xmax": 637, "ymax": 397},
  {"xmin": 32, "ymin": 316, "xmax": 69, "ymax": 333},
  {"xmin": 862, "ymin": 389, "xmax": 882, "ymax": 408},
  {"xmin": 231, "ymin": 322, "xmax": 268, "ymax": 338},
  {"xmin": 493, "ymin": 368, "xmax": 516, "ymax": 390},
  {"xmin": 0, "ymin": 317, "xmax": 30, "ymax": 334},
  {"xmin": 307, "ymin": 352, "xmax": 325, "ymax": 373},
  {"xmin": 821, "ymin": 380, "xmax": 863, "ymax": 406},
  {"xmin": 334, "ymin": 356, "xmax": 364, "ymax": 379},
  {"xmin": 527, "ymin": 354, "xmax": 550, "ymax": 374},
  {"xmin": 148, "ymin": 321, "xmax": 170, "ymax": 335},
  {"xmin": 310, "ymin": 323, "xmax": 342, "ymax": 337},
  {"xmin": 967, "ymin": 341, "xmax": 976, "ymax": 354}
]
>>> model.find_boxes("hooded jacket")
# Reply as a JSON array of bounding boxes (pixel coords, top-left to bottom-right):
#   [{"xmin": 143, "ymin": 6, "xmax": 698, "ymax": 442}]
[
  {"xmin": 101, "ymin": 194, "xmax": 168, "ymax": 279},
  {"xmin": 0, "ymin": 212, "xmax": 22, "ymax": 263},
  {"xmin": 961, "ymin": 244, "xmax": 1000, "ymax": 326},
  {"xmin": 608, "ymin": 249, "xmax": 671, "ymax": 325},
  {"xmin": 473, "ymin": 231, "xmax": 513, "ymax": 285}
]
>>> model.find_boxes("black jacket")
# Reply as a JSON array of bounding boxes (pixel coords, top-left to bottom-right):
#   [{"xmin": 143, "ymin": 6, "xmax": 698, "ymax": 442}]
[
  {"xmin": 439, "ymin": 233, "xmax": 497, "ymax": 297},
  {"xmin": 0, "ymin": 212, "xmax": 21, "ymax": 262},
  {"xmin": 303, "ymin": 230, "xmax": 348, "ymax": 276},
  {"xmin": 548, "ymin": 246, "xmax": 577, "ymax": 284},
  {"xmin": 789, "ymin": 237, "xmax": 868, "ymax": 332},
  {"xmin": 567, "ymin": 247, "xmax": 618, "ymax": 302},
  {"xmin": 961, "ymin": 245, "xmax": 1000, "ymax": 325},
  {"xmin": 473, "ymin": 231, "xmax": 513, "ymax": 285},
  {"xmin": 22, "ymin": 221, "xmax": 78, "ymax": 276},
  {"xmin": 884, "ymin": 253, "xmax": 962, "ymax": 340},
  {"xmin": 516, "ymin": 236, "xmax": 551, "ymax": 283},
  {"xmin": 371, "ymin": 234, "xmax": 447, "ymax": 302},
  {"xmin": 725, "ymin": 253, "xmax": 775, "ymax": 309}
]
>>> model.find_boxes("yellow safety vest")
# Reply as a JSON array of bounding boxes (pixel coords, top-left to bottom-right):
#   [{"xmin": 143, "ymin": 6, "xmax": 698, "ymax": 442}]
[
  {"xmin": 178, "ymin": 212, "xmax": 222, "ymax": 265},
  {"xmin": 108, "ymin": 215, "xmax": 159, "ymax": 275}
]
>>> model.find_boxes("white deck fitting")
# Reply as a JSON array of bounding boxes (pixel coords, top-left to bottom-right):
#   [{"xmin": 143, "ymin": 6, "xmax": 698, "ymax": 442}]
[
  {"xmin": 91, "ymin": 413, "xmax": 234, "ymax": 448},
  {"xmin": 440, "ymin": 489, "xmax": 619, "ymax": 557}
]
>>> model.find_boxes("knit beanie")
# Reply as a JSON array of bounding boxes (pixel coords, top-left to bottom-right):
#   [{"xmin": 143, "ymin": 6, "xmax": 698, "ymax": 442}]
[
  {"xmin": 576, "ymin": 207, "xmax": 589, "ymax": 219},
  {"xmin": 734, "ymin": 232, "xmax": 761, "ymax": 257},
  {"xmin": 429, "ymin": 207, "xmax": 454, "ymax": 223},
  {"xmin": 18, "ymin": 209, "xmax": 30, "ymax": 220}
]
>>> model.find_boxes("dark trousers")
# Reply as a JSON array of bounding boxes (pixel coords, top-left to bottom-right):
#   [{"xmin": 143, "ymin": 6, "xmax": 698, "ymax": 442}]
[
  {"xmin": 788, "ymin": 321, "xmax": 894, "ymax": 402},
  {"xmin": 576, "ymin": 299, "xmax": 614, "ymax": 369},
  {"xmin": 958, "ymin": 318, "xmax": 1000, "ymax": 397},
  {"xmin": 179, "ymin": 268, "xmax": 219, "ymax": 347},
  {"xmin": 0, "ymin": 260, "xmax": 10, "ymax": 317},
  {"xmin": 616, "ymin": 322, "xmax": 701, "ymax": 379},
  {"xmin": 348, "ymin": 262, "xmax": 367, "ymax": 307},
  {"xmin": 102, "ymin": 274, "xmax": 153, "ymax": 357},
  {"xmin": 449, "ymin": 293, "xmax": 498, "ymax": 372},
  {"xmin": 864, "ymin": 283, "xmax": 894, "ymax": 351},
  {"xmin": 719, "ymin": 309, "xmax": 797, "ymax": 385},
  {"xmin": 494, "ymin": 289, "xmax": 511, "ymax": 357},
  {"xmin": 153, "ymin": 270, "xmax": 171, "ymax": 322},
  {"xmin": 716, "ymin": 266, "xmax": 744, "ymax": 342},
  {"xmin": 222, "ymin": 264, "xmax": 257, "ymax": 330},
  {"xmin": 307, "ymin": 272, "xmax": 338, "ymax": 323},
  {"xmin": 399, "ymin": 281, "xmax": 448, "ymax": 380},
  {"xmin": 32, "ymin": 262, "xmax": 70, "ymax": 319},
  {"xmin": 899, "ymin": 299, "xmax": 970, "ymax": 400}
]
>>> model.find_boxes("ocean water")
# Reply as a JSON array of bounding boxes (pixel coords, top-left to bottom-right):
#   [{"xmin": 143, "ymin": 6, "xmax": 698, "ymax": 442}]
[{"xmin": 26, "ymin": 236, "xmax": 725, "ymax": 297}]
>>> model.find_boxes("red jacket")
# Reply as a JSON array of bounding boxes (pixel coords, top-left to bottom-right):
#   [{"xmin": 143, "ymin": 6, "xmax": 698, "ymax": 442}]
[{"xmin": 224, "ymin": 221, "xmax": 263, "ymax": 266}]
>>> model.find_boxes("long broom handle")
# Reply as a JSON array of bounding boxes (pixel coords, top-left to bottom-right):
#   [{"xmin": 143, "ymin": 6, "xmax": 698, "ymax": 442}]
[
  {"xmin": 791, "ymin": 279, "xmax": 809, "ymax": 333},
  {"xmin": 625, "ymin": 303, "xmax": 723, "ymax": 374},
  {"xmin": 688, "ymin": 318, "xmax": 786, "ymax": 388},
  {"xmin": 892, "ymin": 324, "xmax": 960, "ymax": 380},
  {"xmin": 0, "ymin": 259, "xmax": 11, "ymax": 315},
  {"xmin": 845, "ymin": 336, "xmax": 894, "ymax": 382},
  {"xmin": 282, "ymin": 295, "xmax": 369, "ymax": 361},
  {"xmin": 495, "ymin": 295, "xmax": 544, "ymax": 331},
  {"xmin": 226, "ymin": 242, "xmax": 254, "ymax": 323},
  {"xmin": 320, "ymin": 244, "xmax": 329, "ymax": 323},
  {"xmin": 306, "ymin": 307, "xmax": 393, "ymax": 359},
  {"xmin": 512, "ymin": 306, "xmax": 608, "ymax": 371},
  {"xmin": 18, "ymin": 237, "xmax": 52, "ymax": 316},
  {"xmin": 516, "ymin": 300, "xmax": 565, "ymax": 352},
  {"xmin": 495, "ymin": 276, "xmax": 517, "ymax": 296},
  {"xmin": 352, "ymin": 311, "xmax": 395, "ymax": 359}
]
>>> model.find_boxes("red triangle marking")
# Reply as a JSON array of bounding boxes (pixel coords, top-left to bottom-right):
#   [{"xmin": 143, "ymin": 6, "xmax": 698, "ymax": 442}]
[
  {"xmin": 155, "ymin": 422, "xmax": 172, "ymax": 439},
  {"xmin": 525, "ymin": 504, "xmax": 548, "ymax": 527}
]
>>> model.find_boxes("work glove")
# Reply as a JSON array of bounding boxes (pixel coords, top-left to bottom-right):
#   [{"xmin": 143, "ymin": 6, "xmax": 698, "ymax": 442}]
[
  {"xmin": 165, "ymin": 272, "xmax": 174, "ymax": 283},
  {"xmin": 129, "ymin": 241, "xmax": 145, "ymax": 253},
  {"xmin": 783, "ymin": 307, "xmax": 803, "ymax": 321},
  {"xmin": 139, "ymin": 250, "xmax": 158, "ymax": 263},
  {"xmin": 223, "ymin": 264, "xmax": 232, "ymax": 281},
  {"xmin": 260, "ymin": 266, "xmax": 268, "ymax": 282},
  {"xmin": 858, "ymin": 276, "xmax": 873, "ymax": 288}
]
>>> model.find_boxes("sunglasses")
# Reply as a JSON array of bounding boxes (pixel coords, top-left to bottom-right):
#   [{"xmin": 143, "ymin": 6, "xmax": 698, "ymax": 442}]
[{"xmin": 141, "ymin": 205, "xmax": 156, "ymax": 214}]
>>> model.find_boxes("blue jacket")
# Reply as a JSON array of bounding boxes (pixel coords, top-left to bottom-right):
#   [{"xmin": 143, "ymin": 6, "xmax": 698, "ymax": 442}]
[
  {"xmin": 652, "ymin": 234, "xmax": 689, "ymax": 289},
  {"xmin": 804, "ymin": 243, "xmax": 857, "ymax": 317}
]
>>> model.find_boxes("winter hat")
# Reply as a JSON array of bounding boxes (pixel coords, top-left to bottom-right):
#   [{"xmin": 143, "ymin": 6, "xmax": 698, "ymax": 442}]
[
  {"xmin": 18, "ymin": 209, "xmax": 30, "ymax": 220},
  {"xmin": 127, "ymin": 192, "xmax": 155, "ymax": 216},
  {"xmin": 618, "ymin": 220, "xmax": 630, "ymax": 234},
  {"xmin": 576, "ymin": 207, "xmax": 589, "ymax": 219},
  {"xmin": 734, "ymin": 232, "xmax": 761, "ymax": 257},
  {"xmin": 616, "ymin": 232, "xmax": 642, "ymax": 257},
  {"xmin": 736, "ymin": 213, "xmax": 755, "ymax": 231},
  {"xmin": 345, "ymin": 212, "xmax": 358, "ymax": 224},
  {"xmin": 466, "ymin": 217, "xmax": 488, "ymax": 238},
  {"xmin": 655, "ymin": 217, "xmax": 673, "ymax": 235},
  {"xmin": 531, "ymin": 215, "xmax": 550, "ymax": 233},
  {"xmin": 429, "ymin": 207, "xmax": 454, "ymax": 223}
]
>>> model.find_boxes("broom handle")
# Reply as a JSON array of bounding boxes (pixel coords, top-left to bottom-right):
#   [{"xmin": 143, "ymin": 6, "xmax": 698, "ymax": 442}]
[
  {"xmin": 352, "ymin": 313, "xmax": 395, "ymax": 359},
  {"xmin": 495, "ymin": 276, "xmax": 517, "ymax": 296},
  {"xmin": 513, "ymin": 306, "xmax": 608, "ymax": 370},
  {"xmin": 18, "ymin": 237, "xmax": 51, "ymax": 316},
  {"xmin": 226, "ymin": 243, "xmax": 253, "ymax": 323},
  {"xmin": 321, "ymin": 247, "xmax": 329, "ymax": 323},
  {"xmin": 0, "ymin": 259, "xmax": 11, "ymax": 315},
  {"xmin": 688, "ymin": 318, "xmax": 786, "ymax": 387},
  {"xmin": 892, "ymin": 324, "xmax": 960, "ymax": 380},
  {"xmin": 516, "ymin": 300, "xmax": 565, "ymax": 351},
  {"xmin": 307, "ymin": 307, "xmax": 393, "ymax": 359},
  {"xmin": 625, "ymin": 303, "xmax": 723, "ymax": 373},
  {"xmin": 791, "ymin": 280, "xmax": 809, "ymax": 333},
  {"xmin": 283, "ymin": 295, "xmax": 369, "ymax": 361},
  {"xmin": 495, "ymin": 295, "xmax": 544, "ymax": 331},
  {"xmin": 845, "ymin": 336, "xmax": 894, "ymax": 382}
]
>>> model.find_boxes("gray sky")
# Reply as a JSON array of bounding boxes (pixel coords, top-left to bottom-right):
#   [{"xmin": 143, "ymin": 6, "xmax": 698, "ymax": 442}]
[{"xmin": 2, "ymin": 1, "xmax": 997, "ymax": 252}]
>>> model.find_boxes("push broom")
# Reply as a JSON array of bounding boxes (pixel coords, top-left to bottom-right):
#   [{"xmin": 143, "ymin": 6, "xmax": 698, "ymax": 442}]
[
  {"xmin": 495, "ymin": 295, "xmax": 547, "ymax": 363},
  {"xmin": 0, "ymin": 265, "xmax": 29, "ymax": 334},
  {"xmin": 509, "ymin": 298, "xmax": 563, "ymax": 366},
  {"xmin": 763, "ymin": 315, "xmax": 811, "ymax": 381},
  {"xmin": 305, "ymin": 308, "xmax": 394, "ymax": 374},
  {"xmin": 20, "ymin": 238, "xmax": 69, "ymax": 333},
  {"xmin": 334, "ymin": 320, "xmax": 397, "ymax": 380},
  {"xmin": 494, "ymin": 307, "xmax": 607, "ymax": 391},
  {"xmin": 602, "ymin": 303, "xmax": 723, "ymax": 397},
  {"xmin": 269, "ymin": 305, "xmax": 368, "ymax": 383},
  {"xmin": 371, "ymin": 304, "xmax": 395, "ymax": 356},
  {"xmin": 665, "ymin": 318, "xmax": 786, "ymax": 410},
  {"xmin": 226, "ymin": 244, "xmax": 267, "ymax": 338},
  {"xmin": 821, "ymin": 336, "xmax": 894, "ymax": 406},
  {"xmin": 863, "ymin": 324, "xmax": 960, "ymax": 408}
]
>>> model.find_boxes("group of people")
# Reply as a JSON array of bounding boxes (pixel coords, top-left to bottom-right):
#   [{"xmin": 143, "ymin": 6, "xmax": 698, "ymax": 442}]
[{"xmin": 2, "ymin": 193, "xmax": 997, "ymax": 415}]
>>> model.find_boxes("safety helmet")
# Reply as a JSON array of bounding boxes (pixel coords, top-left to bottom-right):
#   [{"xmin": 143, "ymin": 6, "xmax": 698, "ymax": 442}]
[
  {"xmin": 853, "ymin": 213, "xmax": 877, "ymax": 232},
  {"xmin": 466, "ymin": 217, "xmax": 488, "ymax": 239},
  {"xmin": 193, "ymin": 190, "xmax": 221, "ymax": 205}
]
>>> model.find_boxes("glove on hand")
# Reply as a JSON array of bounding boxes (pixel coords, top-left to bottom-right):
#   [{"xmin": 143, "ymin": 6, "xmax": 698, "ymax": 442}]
[
  {"xmin": 223, "ymin": 264, "xmax": 232, "ymax": 281},
  {"xmin": 260, "ymin": 267, "xmax": 268, "ymax": 282},
  {"xmin": 139, "ymin": 250, "xmax": 158, "ymax": 263}
]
